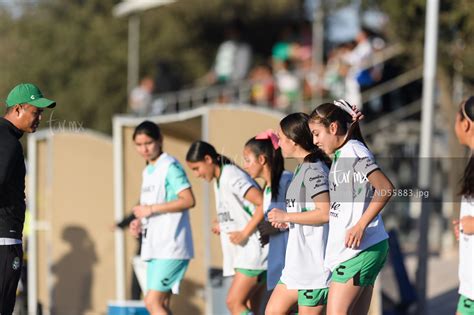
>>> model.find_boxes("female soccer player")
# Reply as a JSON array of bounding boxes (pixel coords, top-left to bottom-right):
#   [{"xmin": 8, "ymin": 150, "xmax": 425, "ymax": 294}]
[
  {"xmin": 453, "ymin": 97, "xmax": 474, "ymax": 315},
  {"xmin": 267, "ymin": 113, "xmax": 331, "ymax": 315},
  {"xmin": 186, "ymin": 141, "xmax": 267, "ymax": 315},
  {"xmin": 309, "ymin": 100, "xmax": 393, "ymax": 315},
  {"xmin": 129, "ymin": 121, "xmax": 195, "ymax": 315},
  {"xmin": 242, "ymin": 130, "xmax": 292, "ymax": 292}
]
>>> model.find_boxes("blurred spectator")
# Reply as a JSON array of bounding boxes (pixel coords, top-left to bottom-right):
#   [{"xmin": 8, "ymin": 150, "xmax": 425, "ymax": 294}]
[
  {"xmin": 273, "ymin": 59, "xmax": 300, "ymax": 110},
  {"xmin": 249, "ymin": 64, "xmax": 275, "ymax": 106},
  {"xmin": 365, "ymin": 36, "xmax": 386, "ymax": 113},
  {"xmin": 297, "ymin": 58, "xmax": 323, "ymax": 101},
  {"xmin": 272, "ymin": 26, "xmax": 298, "ymax": 63},
  {"xmin": 154, "ymin": 61, "xmax": 181, "ymax": 93},
  {"xmin": 129, "ymin": 77, "xmax": 154, "ymax": 116},
  {"xmin": 204, "ymin": 19, "xmax": 252, "ymax": 85},
  {"xmin": 343, "ymin": 29, "xmax": 373, "ymax": 108},
  {"xmin": 323, "ymin": 42, "xmax": 354, "ymax": 99}
]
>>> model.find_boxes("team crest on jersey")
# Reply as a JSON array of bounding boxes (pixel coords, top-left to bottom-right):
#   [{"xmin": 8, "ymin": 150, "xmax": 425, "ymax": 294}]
[{"xmin": 12, "ymin": 257, "xmax": 20, "ymax": 270}]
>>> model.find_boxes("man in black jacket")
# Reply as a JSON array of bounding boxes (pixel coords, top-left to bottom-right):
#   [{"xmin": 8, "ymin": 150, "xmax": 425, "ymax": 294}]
[{"xmin": 0, "ymin": 83, "xmax": 55, "ymax": 315}]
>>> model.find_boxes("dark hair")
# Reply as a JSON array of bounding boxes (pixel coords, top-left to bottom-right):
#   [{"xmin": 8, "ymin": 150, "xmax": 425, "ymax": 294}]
[
  {"xmin": 186, "ymin": 140, "xmax": 233, "ymax": 166},
  {"xmin": 309, "ymin": 103, "xmax": 367, "ymax": 148},
  {"xmin": 4, "ymin": 106, "xmax": 13, "ymax": 114},
  {"xmin": 459, "ymin": 97, "xmax": 474, "ymax": 197},
  {"xmin": 280, "ymin": 112, "xmax": 329, "ymax": 165},
  {"xmin": 133, "ymin": 120, "xmax": 162, "ymax": 141},
  {"xmin": 245, "ymin": 137, "xmax": 284, "ymax": 201}
]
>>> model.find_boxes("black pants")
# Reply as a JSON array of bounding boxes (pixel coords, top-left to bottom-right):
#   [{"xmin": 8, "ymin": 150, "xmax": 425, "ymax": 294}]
[{"xmin": 0, "ymin": 244, "xmax": 23, "ymax": 315}]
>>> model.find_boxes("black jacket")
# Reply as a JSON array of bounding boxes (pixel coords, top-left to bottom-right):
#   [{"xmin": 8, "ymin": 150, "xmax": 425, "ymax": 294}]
[{"xmin": 0, "ymin": 117, "xmax": 26, "ymax": 239}]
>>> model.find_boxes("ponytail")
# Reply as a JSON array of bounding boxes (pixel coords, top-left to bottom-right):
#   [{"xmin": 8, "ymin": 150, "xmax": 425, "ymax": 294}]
[
  {"xmin": 186, "ymin": 140, "xmax": 233, "ymax": 166},
  {"xmin": 305, "ymin": 147, "xmax": 331, "ymax": 167},
  {"xmin": 216, "ymin": 154, "xmax": 233, "ymax": 166},
  {"xmin": 245, "ymin": 137, "xmax": 284, "ymax": 201}
]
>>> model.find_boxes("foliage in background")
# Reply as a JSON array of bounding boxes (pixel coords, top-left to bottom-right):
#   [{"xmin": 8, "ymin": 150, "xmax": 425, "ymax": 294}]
[
  {"xmin": 379, "ymin": 0, "xmax": 474, "ymax": 89},
  {"xmin": 0, "ymin": 0, "xmax": 297, "ymax": 133}
]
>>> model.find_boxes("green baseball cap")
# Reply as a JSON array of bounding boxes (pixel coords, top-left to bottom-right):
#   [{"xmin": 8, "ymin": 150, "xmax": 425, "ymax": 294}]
[{"xmin": 5, "ymin": 83, "xmax": 56, "ymax": 108}]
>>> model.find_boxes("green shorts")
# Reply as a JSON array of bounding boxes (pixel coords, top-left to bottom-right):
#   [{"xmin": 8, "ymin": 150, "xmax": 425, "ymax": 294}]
[
  {"xmin": 298, "ymin": 288, "xmax": 329, "ymax": 307},
  {"xmin": 458, "ymin": 295, "xmax": 474, "ymax": 314},
  {"xmin": 147, "ymin": 259, "xmax": 189, "ymax": 293},
  {"xmin": 235, "ymin": 268, "xmax": 267, "ymax": 284},
  {"xmin": 331, "ymin": 239, "xmax": 389, "ymax": 286}
]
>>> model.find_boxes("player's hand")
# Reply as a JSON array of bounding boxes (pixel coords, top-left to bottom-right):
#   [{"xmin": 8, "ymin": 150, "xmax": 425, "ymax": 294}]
[
  {"xmin": 110, "ymin": 223, "xmax": 117, "ymax": 232},
  {"xmin": 228, "ymin": 230, "xmax": 249, "ymax": 245},
  {"xmin": 271, "ymin": 222, "xmax": 289, "ymax": 230},
  {"xmin": 345, "ymin": 223, "xmax": 365, "ymax": 249},
  {"xmin": 351, "ymin": 105, "xmax": 364, "ymax": 121},
  {"xmin": 133, "ymin": 205, "xmax": 152, "ymax": 219},
  {"xmin": 268, "ymin": 208, "xmax": 288, "ymax": 223},
  {"xmin": 129, "ymin": 219, "xmax": 142, "ymax": 238},
  {"xmin": 453, "ymin": 220, "xmax": 460, "ymax": 241},
  {"xmin": 460, "ymin": 216, "xmax": 474, "ymax": 235},
  {"xmin": 211, "ymin": 219, "xmax": 220, "ymax": 235}
]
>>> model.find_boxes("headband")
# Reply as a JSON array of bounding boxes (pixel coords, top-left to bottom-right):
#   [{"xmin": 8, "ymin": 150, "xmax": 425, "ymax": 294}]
[
  {"xmin": 255, "ymin": 129, "xmax": 280, "ymax": 150},
  {"xmin": 333, "ymin": 99, "xmax": 357, "ymax": 117}
]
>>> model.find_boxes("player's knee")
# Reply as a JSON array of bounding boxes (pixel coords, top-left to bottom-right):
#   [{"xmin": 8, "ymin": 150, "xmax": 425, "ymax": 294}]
[
  {"xmin": 264, "ymin": 303, "xmax": 280, "ymax": 315},
  {"xmin": 144, "ymin": 294, "xmax": 154, "ymax": 310},
  {"xmin": 226, "ymin": 295, "xmax": 240, "ymax": 312},
  {"xmin": 326, "ymin": 307, "xmax": 349, "ymax": 315}
]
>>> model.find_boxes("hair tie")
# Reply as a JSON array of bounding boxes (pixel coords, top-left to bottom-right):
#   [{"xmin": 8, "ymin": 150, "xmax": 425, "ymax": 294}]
[{"xmin": 255, "ymin": 129, "xmax": 280, "ymax": 150}]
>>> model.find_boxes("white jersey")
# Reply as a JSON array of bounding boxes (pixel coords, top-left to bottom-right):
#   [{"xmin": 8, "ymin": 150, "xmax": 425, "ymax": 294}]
[
  {"xmin": 140, "ymin": 153, "xmax": 194, "ymax": 261},
  {"xmin": 214, "ymin": 164, "xmax": 268, "ymax": 276},
  {"xmin": 263, "ymin": 171, "xmax": 292, "ymax": 290},
  {"xmin": 459, "ymin": 196, "xmax": 474, "ymax": 299},
  {"xmin": 325, "ymin": 140, "xmax": 388, "ymax": 271},
  {"xmin": 280, "ymin": 162, "xmax": 331, "ymax": 289}
]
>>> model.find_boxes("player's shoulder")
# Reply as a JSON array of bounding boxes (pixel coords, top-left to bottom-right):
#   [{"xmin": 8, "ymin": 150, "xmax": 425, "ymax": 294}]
[
  {"xmin": 168, "ymin": 160, "xmax": 184, "ymax": 172},
  {"xmin": 218, "ymin": 164, "xmax": 243, "ymax": 184},
  {"xmin": 306, "ymin": 160, "xmax": 329, "ymax": 175},
  {"xmin": 341, "ymin": 140, "xmax": 373, "ymax": 159}
]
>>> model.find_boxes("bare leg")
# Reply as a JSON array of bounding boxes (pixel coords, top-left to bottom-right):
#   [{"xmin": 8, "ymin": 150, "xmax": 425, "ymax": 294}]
[
  {"xmin": 145, "ymin": 290, "xmax": 172, "ymax": 315},
  {"xmin": 326, "ymin": 281, "xmax": 363, "ymax": 315},
  {"xmin": 248, "ymin": 281, "xmax": 266, "ymax": 314},
  {"xmin": 299, "ymin": 305, "xmax": 325, "ymax": 315},
  {"xmin": 227, "ymin": 272, "xmax": 260, "ymax": 315},
  {"xmin": 265, "ymin": 283, "xmax": 298, "ymax": 315},
  {"xmin": 350, "ymin": 286, "xmax": 373, "ymax": 315}
]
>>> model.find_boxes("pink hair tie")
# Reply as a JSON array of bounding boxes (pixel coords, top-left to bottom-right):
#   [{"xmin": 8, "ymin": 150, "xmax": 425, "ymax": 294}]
[{"xmin": 255, "ymin": 129, "xmax": 280, "ymax": 150}]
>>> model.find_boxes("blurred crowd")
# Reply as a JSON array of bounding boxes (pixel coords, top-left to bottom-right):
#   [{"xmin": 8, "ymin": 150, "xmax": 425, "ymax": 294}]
[
  {"xmin": 129, "ymin": 20, "xmax": 388, "ymax": 115},
  {"xmin": 243, "ymin": 25, "xmax": 386, "ymax": 111}
]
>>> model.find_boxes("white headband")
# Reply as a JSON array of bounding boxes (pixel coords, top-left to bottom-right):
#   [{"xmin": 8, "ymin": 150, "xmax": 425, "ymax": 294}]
[{"xmin": 333, "ymin": 99, "xmax": 356, "ymax": 117}]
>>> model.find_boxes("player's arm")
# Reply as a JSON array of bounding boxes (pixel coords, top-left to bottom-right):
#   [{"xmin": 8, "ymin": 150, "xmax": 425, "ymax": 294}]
[
  {"xmin": 461, "ymin": 216, "xmax": 474, "ymax": 235},
  {"xmin": 134, "ymin": 163, "xmax": 195, "ymax": 218},
  {"xmin": 241, "ymin": 186, "xmax": 264, "ymax": 237},
  {"xmin": 346, "ymin": 169, "xmax": 393, "ymax": 248},
  {"xmin": 134, "ymin": 188, "xmax": 195, "ymax": 218},
  {"xmin": 269, "ymin": 192, "xmax": 329, "ymax": 225},
  {"xmin": 228, "ymin": 186, "xmax": 263, "ymax": 245}
]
